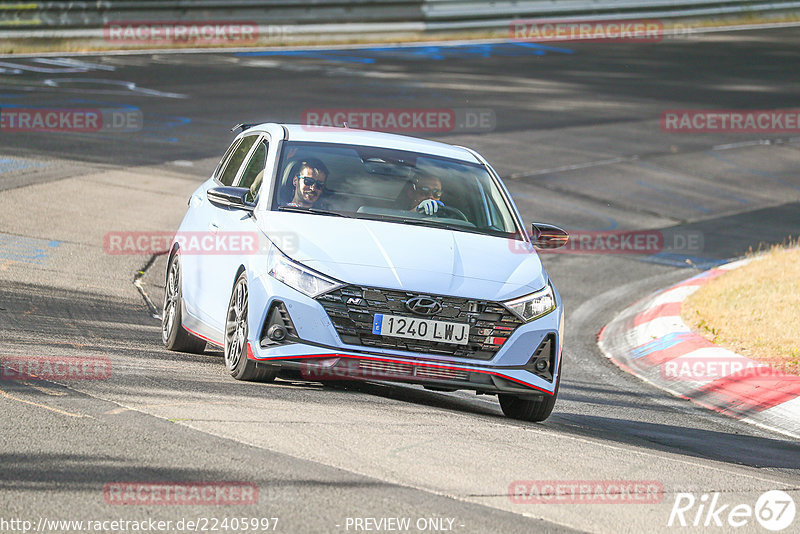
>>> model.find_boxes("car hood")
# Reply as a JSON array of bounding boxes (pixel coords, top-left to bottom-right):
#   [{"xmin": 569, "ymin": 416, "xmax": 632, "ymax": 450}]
[{"xmin": 257, "ymin": 213, "xmax": 547, "ymax": 301}]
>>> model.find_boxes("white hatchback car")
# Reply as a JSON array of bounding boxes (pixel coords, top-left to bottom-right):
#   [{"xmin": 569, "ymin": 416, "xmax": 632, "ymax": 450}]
[{"xmin": 162, "ymin": 123, "xmax": 568, "ymax": 422}]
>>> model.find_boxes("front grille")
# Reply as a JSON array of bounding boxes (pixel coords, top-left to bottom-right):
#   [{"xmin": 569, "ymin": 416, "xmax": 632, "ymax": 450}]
[
  {"xmin": 316, "ymin": 285, "xmax": 523, "ymax": 360},
  {"xmin": 358, "ymin": 360, "xmax": 414, "ymax": 377},
  {"xmin": 415, "ymin": 366, "xmax": 470, "ymax": 381}
]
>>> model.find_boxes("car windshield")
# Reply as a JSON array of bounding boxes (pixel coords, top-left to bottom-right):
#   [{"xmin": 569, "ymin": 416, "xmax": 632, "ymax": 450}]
[{"xmin": 271, "ymin": 141, "xmax": 523, "ymax": 239}]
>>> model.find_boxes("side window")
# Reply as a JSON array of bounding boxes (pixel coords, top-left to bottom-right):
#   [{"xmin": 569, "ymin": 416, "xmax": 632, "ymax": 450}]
[
  {"xmin": 213, "ymin": 139, "xmax": 241, "ymax": 179},
  {"xmin": 238, "ymin": 140, "xmax": 268, "ymax": 193},
  {"xmin": 217, "ymin": 135, "xmax": 258, "ymax": 186}
]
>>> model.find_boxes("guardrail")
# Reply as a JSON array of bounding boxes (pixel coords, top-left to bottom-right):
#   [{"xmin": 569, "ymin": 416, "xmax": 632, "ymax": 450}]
[
  {"xmin": 423, "ymin": 0, "xmax": 800, "ymax": 30},
  {"xmin": 0, "ymin": 1, "xmax": 425, "ymax": 27},
  {"xmin": 1, "ymin": 0, "xmax": 798, "ymax": 40}
]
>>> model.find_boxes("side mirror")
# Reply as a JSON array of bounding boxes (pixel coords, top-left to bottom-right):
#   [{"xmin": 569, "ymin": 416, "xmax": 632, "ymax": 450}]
[
  {"xmin": 207, "ymin": 186, "xmax": 255, "ymax": 211},
  {"xmin": 531, "ymin": 223, "xmax": 569, "ymax": 249}
]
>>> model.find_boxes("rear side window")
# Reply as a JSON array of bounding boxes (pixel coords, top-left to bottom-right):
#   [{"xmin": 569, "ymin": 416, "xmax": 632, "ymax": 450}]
[
  {"xmin": 217, "ymin": 135, "xmax": 258, "ymax": 186},
  {"xmin": 238, "ymin": 140, "xmax": 268, "ymax": 191}
]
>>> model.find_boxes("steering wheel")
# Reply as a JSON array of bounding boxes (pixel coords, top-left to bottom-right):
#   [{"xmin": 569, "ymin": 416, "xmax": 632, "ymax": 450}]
[{"xmin": 434, "ymin": 205, "xmax": 469, "ymax": 222}]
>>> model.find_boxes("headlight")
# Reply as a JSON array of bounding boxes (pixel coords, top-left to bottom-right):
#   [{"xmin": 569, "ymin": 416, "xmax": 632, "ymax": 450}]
[
  {"xmin": 504, "ymin": 284, "xmax": 556, "ymax": 322},
  {"xmin": 265, "ymin": 243, "xmax": 343, "ymax": 298}
]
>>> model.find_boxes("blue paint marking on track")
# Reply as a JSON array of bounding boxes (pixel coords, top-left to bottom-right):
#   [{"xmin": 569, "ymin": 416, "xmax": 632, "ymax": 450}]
[
  {"xmin": 236, "ymin": 42, "xmax": 573, "ymax": 63},
  {"xmin": 638, "ymin": 252, "xmax": 729, "ymax": 270},
  {"xmin": 0, "ymin": 157, "xmax": 46, "ymax": 174},
  {"xmin": 142, "ymin": 116, "xmax": 192, "ymax": 143},
  {"xmin": 628, "ymin": 331, "xmax": 695, "ymax": 360},
  {"xmin": 0, "ymin": 233, "xmax": 61, "ymax": 266},
  {"xmin": 237, "ymin": 50, "xmax": 375, "ymax": 64},
  {"xmin": 509, "ymin": 41, "xmax": 575, "ymax": 54}
]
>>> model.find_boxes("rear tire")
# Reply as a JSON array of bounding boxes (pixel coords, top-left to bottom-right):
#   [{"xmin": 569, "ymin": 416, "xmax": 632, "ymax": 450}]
[
  {"xmin": 162, "ymin": 253, "xmax": 207, "ymax": 354},
  {"xmin": 498, "ymin": 362, "xmax": 561, "ymax": 422},
  {"xmin": 224, "ymin": 272, "xmax": 277, "ymax": 382}
]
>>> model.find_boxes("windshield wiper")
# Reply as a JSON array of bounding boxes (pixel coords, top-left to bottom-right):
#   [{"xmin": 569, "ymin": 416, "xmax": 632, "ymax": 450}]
[{"xmin": 277, "ymin": 206, "xmax": 345, "ymax": 217}]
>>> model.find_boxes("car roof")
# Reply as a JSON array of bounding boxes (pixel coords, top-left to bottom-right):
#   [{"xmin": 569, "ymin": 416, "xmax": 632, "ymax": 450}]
[{"xmin": 266, "ymin": 124, "xmax": 480, "ymax": 164}]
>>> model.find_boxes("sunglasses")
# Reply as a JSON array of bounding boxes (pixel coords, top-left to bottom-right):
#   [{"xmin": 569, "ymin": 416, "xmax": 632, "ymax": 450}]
[
  {"xmin": 413, "ymin": 183, "xmax": 442, "ymax": 199},
  {"xmin": 298, "ymin": 175, "xmax": 327, "ymax": 190}
]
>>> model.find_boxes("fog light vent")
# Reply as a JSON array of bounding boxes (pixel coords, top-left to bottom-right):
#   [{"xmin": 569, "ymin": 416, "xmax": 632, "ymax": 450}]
[
  {"xmin": 525, "ymin": 334, "xmax": 556, "ymax": 382},
  {"xmin": 260, "ymin": 301, "xmax": 297, "ymax": 347}
]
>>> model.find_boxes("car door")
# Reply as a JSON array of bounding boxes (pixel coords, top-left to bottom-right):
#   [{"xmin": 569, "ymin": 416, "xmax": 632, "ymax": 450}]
[
  {"xmin": 180, "ymin": 135, "xmax": 245, "ymax": 327},
  {"xmin": 189, "ymin": 134, "xmax": 261, "ymax": 333},
  {"xmin": 199, "ymin": 135, "xmax": 270, "ymax": 332}
]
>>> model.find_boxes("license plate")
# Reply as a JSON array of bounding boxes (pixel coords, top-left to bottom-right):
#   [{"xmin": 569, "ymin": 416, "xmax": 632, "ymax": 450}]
[{"xmin": 371, "ymin": 314, "xmax": 470, "ymax": 346}]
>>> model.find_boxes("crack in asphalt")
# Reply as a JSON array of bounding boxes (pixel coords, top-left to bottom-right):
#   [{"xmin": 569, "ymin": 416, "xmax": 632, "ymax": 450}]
[{"xmin": 133, "ymin": 252, "xmax": 165, "ymax": 320}]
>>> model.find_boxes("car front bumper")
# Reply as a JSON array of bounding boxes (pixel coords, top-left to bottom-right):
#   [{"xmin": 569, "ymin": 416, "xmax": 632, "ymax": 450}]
[{"xmin": 247, "ymin": 272, "xmax": 564, "ymax": 396}]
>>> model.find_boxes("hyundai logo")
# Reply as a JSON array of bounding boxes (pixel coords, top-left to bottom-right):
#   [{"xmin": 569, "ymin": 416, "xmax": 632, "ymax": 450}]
[{"xmin": 405, "ymin": 296, "xmax": 442, "ymax": 316}]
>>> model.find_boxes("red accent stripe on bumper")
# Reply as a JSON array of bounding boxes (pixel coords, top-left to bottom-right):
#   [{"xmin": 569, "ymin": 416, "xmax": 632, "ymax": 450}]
[{"xmin": 248, "ymin": 351, "xmax": 553, "ymax": 395}]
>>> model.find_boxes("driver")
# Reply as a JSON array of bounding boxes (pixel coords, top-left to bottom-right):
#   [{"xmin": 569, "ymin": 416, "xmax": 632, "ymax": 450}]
[
  {"xmin": 286, "ymin": 158, "xmax": 329, "ymax": 208},
  {"xmin": 404, "ymin": 174, "xmax": 444, "ymax": 215}
]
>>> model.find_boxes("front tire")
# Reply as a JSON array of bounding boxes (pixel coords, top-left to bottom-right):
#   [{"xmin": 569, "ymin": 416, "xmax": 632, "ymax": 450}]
[
  {"xmin": 498, "ymin": 363, "xmax": 561, "ymax": 422},
  {"xmin": 224, "ymin": 272, "xmax": 277, "ymax": 382},
  {"xmin": 162, "ymin": 253, "xmax": 206, "ymax": 353}
]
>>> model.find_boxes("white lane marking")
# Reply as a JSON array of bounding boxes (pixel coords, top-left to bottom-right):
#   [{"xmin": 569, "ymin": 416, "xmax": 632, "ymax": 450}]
[
  {"xmin": 750, "ymin": 396, "xmax": 800, "ymax": 435},
  {"xmin": 0, "ymin": 61, "xmax": 96, "ymax": 73},
  {"xmin": 104, "ymin": 400, "xmax": 236, "ymax": 415},
  {"xmin": 509, "ymin": 156, "xmax": 638, "ymax": 179},
  {"xmin": 33, "ymin": 57, "xmax": 116, "ymax": 71},
  {"xmin": 42, "ymin": 78, "xmax": 187, "ymax": 98},
  {"xmin": 713, "ymin": 140, "xmax": 774, "ymax": 150}
]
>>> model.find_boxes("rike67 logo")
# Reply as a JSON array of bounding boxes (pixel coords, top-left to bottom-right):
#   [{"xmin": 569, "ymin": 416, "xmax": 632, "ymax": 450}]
[{"xmin": 669, "ymin": 490, "xmax": 796, "ymax": 531}]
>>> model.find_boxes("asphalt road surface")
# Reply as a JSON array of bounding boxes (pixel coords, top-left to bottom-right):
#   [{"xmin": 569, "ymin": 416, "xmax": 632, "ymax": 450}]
[{"xmin": 1, "ymin": 27, "xmax": 799, "ymax": 534}]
